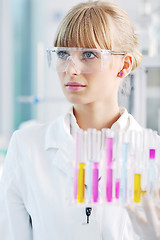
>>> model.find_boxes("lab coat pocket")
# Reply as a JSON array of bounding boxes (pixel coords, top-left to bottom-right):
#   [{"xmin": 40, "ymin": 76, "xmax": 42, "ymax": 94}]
[{"xmin": 66, "ymin": 206, "xmax": 101, "ymax": 240}]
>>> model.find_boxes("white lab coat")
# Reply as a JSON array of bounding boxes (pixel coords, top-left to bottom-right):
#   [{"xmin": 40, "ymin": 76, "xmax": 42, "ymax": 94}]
[{"xmin": 0, "ymin": 108, "xmax": 144, "ymax": 240}]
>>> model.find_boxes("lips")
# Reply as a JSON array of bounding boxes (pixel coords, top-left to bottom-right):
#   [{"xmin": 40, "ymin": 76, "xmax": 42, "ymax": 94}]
[
  {"xmin": 65, "ymin": 82, "xmax": 86, "ymax": 87},
  {"xmin": 65, "ymin": 82, "xmax": 86, "ymax": 92}
]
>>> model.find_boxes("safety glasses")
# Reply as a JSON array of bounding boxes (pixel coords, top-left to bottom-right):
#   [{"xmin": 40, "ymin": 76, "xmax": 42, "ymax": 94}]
[{"xmin": 46, "ymin": 47, "xmax": 125, "ymax": 74}]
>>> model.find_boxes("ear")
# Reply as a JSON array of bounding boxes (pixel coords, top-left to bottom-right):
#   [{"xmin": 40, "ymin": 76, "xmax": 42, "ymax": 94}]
[{"xmin": 117, "ymin": 54, "xmax": 133, "ymax": 78}]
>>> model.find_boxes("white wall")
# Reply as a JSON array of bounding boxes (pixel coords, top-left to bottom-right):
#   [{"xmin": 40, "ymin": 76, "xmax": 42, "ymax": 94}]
[{"xmin": 0, "ymin": 0, "xmax": 14, "ymax": 136}]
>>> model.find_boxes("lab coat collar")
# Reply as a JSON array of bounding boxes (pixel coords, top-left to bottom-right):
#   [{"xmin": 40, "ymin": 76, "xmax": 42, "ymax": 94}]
[
  {"xmin": 45, "ymin": 106, "xmax": 142, "ymax": 150},
  {"xmin": 111, "ymin": 107, "xmax": 142, "ymax": 131},
  {"xmin": 111, "ymin": 108, "xmax": 129, "ymax": 131}
]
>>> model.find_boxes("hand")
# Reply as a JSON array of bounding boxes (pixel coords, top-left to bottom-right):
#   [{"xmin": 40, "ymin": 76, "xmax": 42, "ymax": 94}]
[{"xmin": 126, "ymin": 194, "xmax": 160, "ymax": 240}]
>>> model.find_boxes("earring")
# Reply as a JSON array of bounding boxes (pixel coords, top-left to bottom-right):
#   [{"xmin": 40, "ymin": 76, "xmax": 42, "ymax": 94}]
[{"xmin": 118, "ymin": 72, "xmax": 123, "ymax": 77}]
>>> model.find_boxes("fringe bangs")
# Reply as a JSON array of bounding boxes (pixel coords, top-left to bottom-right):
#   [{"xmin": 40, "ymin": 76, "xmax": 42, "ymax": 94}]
[{"xmin": 54, "ymin": 6, "xmax": 112, "ymax": 50}]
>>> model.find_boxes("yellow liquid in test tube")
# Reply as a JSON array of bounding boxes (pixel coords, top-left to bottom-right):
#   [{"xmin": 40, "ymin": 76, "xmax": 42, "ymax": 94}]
[
  {"xmin": 134, "ymin": 174, "xmax": 141, "ymax": 202},
  {"xmin": 78, "ymin": 163, "xmax": 85, "ymax": 203}
]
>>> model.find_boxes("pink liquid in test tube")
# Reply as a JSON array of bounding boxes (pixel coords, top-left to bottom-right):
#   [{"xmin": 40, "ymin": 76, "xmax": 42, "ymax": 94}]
[
  {"xmin": 115, "ymin": 179, "xmax": 120, "ymax": 199},
  {"xmin": 106, "ymin": 169, "xmax": 112, "ymax": 202},
  {"xmin": 92, "ymin": 162, "xmax": 99, "ymax": 202}
]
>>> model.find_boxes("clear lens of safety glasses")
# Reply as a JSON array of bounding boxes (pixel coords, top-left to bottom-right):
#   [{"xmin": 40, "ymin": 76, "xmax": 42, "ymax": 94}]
[{"xmin": 46, "ymin": 47, "xmax": 125, "ymax": 74}]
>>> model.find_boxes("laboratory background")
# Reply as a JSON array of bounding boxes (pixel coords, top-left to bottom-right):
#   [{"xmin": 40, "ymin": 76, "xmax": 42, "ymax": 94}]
[{"xmin": 0, "ymin": 0, "xmax": 160, "ymax": 177}]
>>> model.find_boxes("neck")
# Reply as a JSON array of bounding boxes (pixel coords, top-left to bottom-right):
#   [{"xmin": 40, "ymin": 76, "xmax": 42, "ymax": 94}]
[{"xmin": 73, "ymin": 101, "xmax": 121, "ymax": 130}]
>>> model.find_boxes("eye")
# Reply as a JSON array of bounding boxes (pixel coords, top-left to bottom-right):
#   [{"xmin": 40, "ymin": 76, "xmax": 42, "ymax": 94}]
[
  {"xmin": 57, "ymin": 51, "xmax": 70, "ymax": 59},
  {"xmin": 82, "ymin": 51, "xmax": 98, "ymax": 59}
]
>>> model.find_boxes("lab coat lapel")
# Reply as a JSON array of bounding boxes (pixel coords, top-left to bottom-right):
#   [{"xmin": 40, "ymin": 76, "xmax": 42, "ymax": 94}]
[
  {"xmin": 45, "ymin": 114, "xmax": 74, "ymax": 177},
  {"xmin": 52, "ymin": 147, "xmax": 74, "ymax": 178}
]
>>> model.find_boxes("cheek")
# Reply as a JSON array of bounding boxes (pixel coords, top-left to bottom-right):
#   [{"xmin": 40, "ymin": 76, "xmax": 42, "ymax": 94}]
[
  {"xmin": 57, "ymin": 73, "xmax": 65, "ymax": 85},
  {"xmin": 92, "ymin": 71, "xmax": 119, "ymax": 94}
]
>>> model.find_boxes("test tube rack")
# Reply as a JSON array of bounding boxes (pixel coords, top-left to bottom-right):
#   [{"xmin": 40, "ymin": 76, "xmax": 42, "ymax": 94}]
[{"xmin": 73, "ymin": 128, "xmax": 160, "ymax": 205}]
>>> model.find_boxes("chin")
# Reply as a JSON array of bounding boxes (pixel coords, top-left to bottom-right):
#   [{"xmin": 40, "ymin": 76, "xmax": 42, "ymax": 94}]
[{"xmin": 64, "ymin": 95, "xmax": 87, "ymax": 105}]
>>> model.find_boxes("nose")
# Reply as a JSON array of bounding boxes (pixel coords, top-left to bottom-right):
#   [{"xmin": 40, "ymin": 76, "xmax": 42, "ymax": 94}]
[{"xmin": 64, "ymin": 56, "xmax": 81, "ymax": 75}]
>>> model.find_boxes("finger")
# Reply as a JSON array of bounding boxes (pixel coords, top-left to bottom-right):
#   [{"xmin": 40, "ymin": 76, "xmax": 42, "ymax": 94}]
[
  {"xmin": 142, "ymin": 194, "xmax": 158, "ymax": 227},
  {"xmin": 155, "ymin": 206, "xmax": 160, "ymax": 220},
  {"xmin": 125, "ymin": 204, "xmax": 135, "ymax": 212},
  {"xmin": 134, "ymin": 206, "xmax": 147, "ymax": 224},
  {"xmin": 126, "ymin": 204, "xmax": 147, "ymax": 225},
  {"xmin": 126, "ymin": 208, "xmax": 144, "ymax": 236}
]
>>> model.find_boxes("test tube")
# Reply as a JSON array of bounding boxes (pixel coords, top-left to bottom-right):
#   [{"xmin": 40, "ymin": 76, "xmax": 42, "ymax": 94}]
[
  {"xmin": 141, "ymin": 129, "xmax": 150, "ymax": 197},
  {"xmin": 92, "ymin": 130, "xmax": 101, "ymax": 203},
  {"xmin": 121, "ymin": 142, "xmax": 129, "ymax": 203},
  {"xmin": 78, "ymin": 162, "xmax": 85, "ymax": 203},
  {"xmin": 85, "ymin": 129, "xmax": 93, "ymax": 203},
  {"xmin": 115, "ymin": 179, "xmax": 120, "ymax": 199},
  {"xmin": 114, "ymin": 131, "xmax": 123, "ymax": 201},
  {"xmin": 127, "ymin": 131, "xmax": 136, "ymax": 203},
  {"xmin": 77, "ymin": 130, "xmax": 86, "ymax": 203},
  {"xmin": 92, "ymin": 162, "xmax": 99, "ymax": 202},
  {"xmin": 133, "ymin": 132, "xmax": 142, "ymax": 203},
  {"xmin": 149, "ymin": 130, "xmax": 159, "ymax": 201},
  {"xmin": 73, "ymin": 132, "xmax": 79, "ymax": 201},
  {"xmin": 100, "ymin": 129, "xmax": 107, "ymax": 203},
  {"xmin": 148, "ymin": 148, "xmax": 156, "ymax": 197},
  {"xmin": 134, "ymin": 174, "xmax": 141, "ymax": 202},
  {"xmin": 106, "ymin": 136, "xmax": 113, "ymax": 202}
]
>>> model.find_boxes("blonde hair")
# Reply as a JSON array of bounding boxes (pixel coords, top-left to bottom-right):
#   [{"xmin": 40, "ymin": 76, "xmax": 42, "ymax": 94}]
[{"xmin": 54, "ymin": 0, "xmax": 142, "ymax": 70}]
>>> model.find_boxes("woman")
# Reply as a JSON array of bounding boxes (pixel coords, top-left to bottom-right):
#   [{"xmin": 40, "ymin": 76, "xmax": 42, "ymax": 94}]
[{"xmin": 0, "ymin": 1, "xmax": 145, "ymax": 239}]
